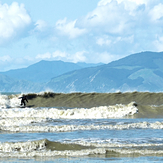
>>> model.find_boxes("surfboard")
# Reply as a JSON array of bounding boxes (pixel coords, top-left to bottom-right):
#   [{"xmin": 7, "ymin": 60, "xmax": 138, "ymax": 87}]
[
  {"xmin": 9, "ymin": 105, "xmax": 34, "ymax": 108},
  {"xmin": 20, "ymin": 106, "xmax": 26, "ymax": 108},
  {"xmin": 19, "ymin": 105, "xmax": 34, "ymax": 108}
]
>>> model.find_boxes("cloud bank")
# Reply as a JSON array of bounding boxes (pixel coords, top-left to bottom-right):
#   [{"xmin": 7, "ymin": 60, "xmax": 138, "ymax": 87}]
[
  {"xmin": 38, "ymin": 0, "xmax": 163, "ymax": 63},
  {"xmin": 1, "ymin": 0, "xmax": 163, "ymax": 71}
]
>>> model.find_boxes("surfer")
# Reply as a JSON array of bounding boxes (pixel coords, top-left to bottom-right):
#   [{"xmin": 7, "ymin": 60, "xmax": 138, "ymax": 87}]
[{"xmin": 19, "ymin": 95, "xmax": 28, "ymax": 107}]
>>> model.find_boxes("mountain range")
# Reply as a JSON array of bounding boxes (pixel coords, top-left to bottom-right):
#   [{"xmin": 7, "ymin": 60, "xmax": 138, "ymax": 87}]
[
  {"xmin": 0, "ymin": 60, "xmax": 102, "ymax": 83},
  {"xmin": 1, "ymin": 51, "xmax": 163, "ymax": 93}
]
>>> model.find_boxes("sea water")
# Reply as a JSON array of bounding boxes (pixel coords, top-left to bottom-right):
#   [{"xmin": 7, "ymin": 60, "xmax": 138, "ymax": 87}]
[{"xmin": 0, "ymin": 93, "xmax": 163, "ymax": 162}]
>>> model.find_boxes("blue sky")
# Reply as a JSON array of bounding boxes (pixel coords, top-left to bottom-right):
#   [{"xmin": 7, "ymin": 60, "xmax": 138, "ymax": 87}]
[{"xmin": 0, "ymin": 0, "xmax": 163, "ymax": 71}]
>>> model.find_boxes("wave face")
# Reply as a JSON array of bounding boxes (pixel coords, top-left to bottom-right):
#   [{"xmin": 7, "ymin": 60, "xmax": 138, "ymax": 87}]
[{"xmin": 1, "ymin": 92, "xmax": 163, "ymax": 118}]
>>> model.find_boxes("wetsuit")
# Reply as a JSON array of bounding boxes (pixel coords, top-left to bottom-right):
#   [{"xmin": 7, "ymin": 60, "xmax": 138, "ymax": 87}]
[{"xmin": 20, "ymin": 96, "xmax": 28, "ymax": 107}]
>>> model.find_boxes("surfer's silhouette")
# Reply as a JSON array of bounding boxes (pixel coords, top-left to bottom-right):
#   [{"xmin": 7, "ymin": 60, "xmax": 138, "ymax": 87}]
[{"xmin": 19, "ymin": 95, "xmax": 28, "ymax": 107}]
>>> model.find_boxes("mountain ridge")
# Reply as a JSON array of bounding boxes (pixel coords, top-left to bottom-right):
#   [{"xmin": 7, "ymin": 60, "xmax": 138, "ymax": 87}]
[
  {"xmin": 0, "ymin": 60, "xmax": 102, "ymax": 83},
  {"xmin": 1, "ymin": 51, "xmax": 163, "ymax": 93},
  {"xmin": 46, "ymin": 51, "xmax": 163, "ymax": 92}
]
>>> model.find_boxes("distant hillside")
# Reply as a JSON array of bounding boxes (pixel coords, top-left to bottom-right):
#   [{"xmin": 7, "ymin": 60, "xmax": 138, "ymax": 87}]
[
  {"xmin": 107, "ymin": 51, "xmax": 161, "ymax": 69},
  {"xmin": 0, "ymin": 74, "xmax": 42, "ymax": 92},
  {"xmin": 46, "ymin": 51, "xmax": 163, "ymax": 92},
  {"xmin": 0, "ymin": 74, "xmax": 15, "ymax": 91},
  {"xmin": 76, "ymin": 62, "xmax": 103, "ymax": 68},
  {"xmin": 1, "ymin": 51, "xmax": 163, "ymax": 93},
  {"xmin": 0, "ymin": 60, "xmax": 102, "ymax": 83}
]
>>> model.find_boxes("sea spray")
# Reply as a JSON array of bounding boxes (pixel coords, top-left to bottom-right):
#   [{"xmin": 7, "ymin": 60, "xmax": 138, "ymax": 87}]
[{"xmin": 0, "ymin": 94, "xmax": 21, "ymax": 109}]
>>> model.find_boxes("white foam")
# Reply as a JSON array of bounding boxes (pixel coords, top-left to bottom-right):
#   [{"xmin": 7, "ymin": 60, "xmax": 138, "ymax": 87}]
[
  {"xmin": 0, "ymin": 138, "xmax": 163, "ymax": 157},
  {"xmin": 0, "ymin": 117, "xmax": 48, "ymax": 126},
  {"xmin": 1, "ymin": 121, "xmax": 163, "ymax": 132},
  {"xmin": 72, "ymin": 139, "xmax": 163, "ymax": 148},
  {"xmin": 1, "ymin": 147, "xmax": 163, "ymax": 157},
  {"xmin": 106, "ymin": 148, "xmax": 163, "ymax": 155},
  {"xmin": 0, "ymin": 139, "xmax": 106, "ymax": 157},
  {"xmin": 0, "ymin": 102, "xmax": 138, "ymax": 119},
  {"xmin": 0, "ymin": 139, "xmax": 47, "ymax": 152},
  {"xmin": 0, "ymin": 148, "xmax": 106, "ymax": 157},
  {"xmin": 0, "ymin": 94, "xmax": 21, "ymax": 109}
]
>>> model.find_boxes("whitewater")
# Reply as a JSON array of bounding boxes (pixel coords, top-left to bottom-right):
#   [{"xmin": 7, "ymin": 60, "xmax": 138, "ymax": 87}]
[{"xmin": 1, "ymin": 92, "xmax": 163, "ymax": 163}]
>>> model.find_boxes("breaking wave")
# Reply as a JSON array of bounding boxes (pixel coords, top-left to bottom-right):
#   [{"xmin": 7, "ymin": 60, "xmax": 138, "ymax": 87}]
[
  {"xmin": 0, "ymin": 94, "xmax": 20, "ymax": 109},
  {"xmin": 0, "ymin": 102, "xmax": 138, "ymax": 119},
  {"xmin": 0, "ymin": 139, "xmax": 105, "ymax": 157},
  {"xmin": 0, "ymin": 138, "xmax": 163, "ymax": 158}
]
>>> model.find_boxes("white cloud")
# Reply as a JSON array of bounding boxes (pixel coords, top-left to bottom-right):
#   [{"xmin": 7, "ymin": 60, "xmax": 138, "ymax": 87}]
[
  {"xmin": 2, "ymin": 0, "xmax": 163, "ymax": 71},
  {"xmin": 35, "ymin": 20, "xmax": 48, "ymax": 32},
  {"xmin": 0, "ymin": 55, "xmax": 12, "ymax": 62},
  {"xmin": 77, "ymin": 0, "xmax": 163, "ymax": 36},
  {"xmin": 98, "ymin": 0, "xmax": 148, "ymax": 7},
  {"xmin": 0, "ymin": 2, "xmax": 32, "ymax": 45},
  {"xmin": 36, "ymin": 50, "xmax": 87, "ymax": 63},
  {"xmin": 32, "ymin": 20, "xmax": 54, "ymax": 40},
  {"xmin": 36, "ymin": 51, "xmax": 66, "ymax": 60},
  {"xmin": 149, "ymin": 3, "xmax": 163, "ymax": 22},
  {"xmin": 77, "ymin": 0, "xmax": 131, "ymax": 35},
  {"xmin": 96, "ymin": 36, "xmax": 111, "ymax": 46},
  {"xmin": 22, "ymin": 0, "xmax": 163, "ymax": 66},
  {"xmin": 56, "ymin": 18, "xmax": 87, "ymax": 39},
  {"xmin": 31, "ymin": 0, "xmax": 163, "ymax": 65},
  {"xmin": 36, "ymin": 52, "xmax": 52, "ymax": 59},
  {"xmin": 71, "ymin": 51, "xmax": 87, "ymax": 63},
  {"xmin": 52, "ymin": 50, "xmax": 87, "ymax": 63},
  {"xmin": 35, "ymin": 48, "xmax": 124, "ymax": 64},
  {"xmin": 52, "ymin": 50, "xmax": 67, "ymax": 58},
  {"xmin": 73, "ymin": 0, "xmax": 163, "ymax": 56},
  {"xmin": 153, "ymin": 36, "xmax": 163, "ymax": 51},
  {"xmin": 89, "ymin": 52, "xmax": 123, "ymax": 64},
  {"xmin": 0, "ymin": 55, "xmax": 34, "ymax": 71}
]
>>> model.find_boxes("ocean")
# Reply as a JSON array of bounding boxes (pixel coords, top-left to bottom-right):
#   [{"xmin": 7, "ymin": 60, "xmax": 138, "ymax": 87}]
[{"xmin": 0, "ymin": 92, "xmax": 163, "ymax": 162}]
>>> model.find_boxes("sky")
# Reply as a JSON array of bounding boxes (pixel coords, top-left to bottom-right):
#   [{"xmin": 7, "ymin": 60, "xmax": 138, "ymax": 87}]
[{"xmin": 0, "ymin": 0, "xmax": 163, "ymax": 71}]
